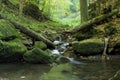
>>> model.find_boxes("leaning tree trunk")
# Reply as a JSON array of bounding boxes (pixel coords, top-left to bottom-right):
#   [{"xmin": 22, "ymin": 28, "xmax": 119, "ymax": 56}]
[
  {"xmin": 0, "ymin": 14, "xmax": 55, "ymax": 49},
  {"xmin": 69, "ymin": 9, "xmax": 118, "ymax": 34},
  {"xmin": 19, "ymin": 0, "xmax": 24, "ymax": 16}
]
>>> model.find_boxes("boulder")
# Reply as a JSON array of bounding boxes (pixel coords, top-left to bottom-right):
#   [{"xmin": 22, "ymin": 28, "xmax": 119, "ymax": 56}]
[
  {"xmin": 34, "ymin": 41, "xmax": 47, "ymax": 50},
  {"xmin": 72, "ymin": 39, "xmax": 104, "ymax": 56},
  {"xmin": 109, "ymin": 70, "xmax": 120, "ymax": 80},
  {"xmin": 0, "ymin": 39, "xmax": 27, "ymax": 62},
  {"xmin": 0, "ymin": 19, "xmax": 19, "ymax": 41},
  {"xmin": 23, "ymin": 48, "xmax": 53, "ymax": 63}
]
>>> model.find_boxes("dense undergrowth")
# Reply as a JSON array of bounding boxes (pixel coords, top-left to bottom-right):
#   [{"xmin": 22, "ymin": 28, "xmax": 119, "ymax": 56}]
[{"xmin": 0, "ymin": 5, "xmax": 69, "ymax": 34}]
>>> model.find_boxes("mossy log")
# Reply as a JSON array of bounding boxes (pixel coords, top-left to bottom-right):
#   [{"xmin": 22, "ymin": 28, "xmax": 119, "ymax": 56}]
[
  {"xmin": 0, "ymin": 14, "xmax": 55, "ymax": 49},
  {"xmin": 70, "ymin": 9, "xmax": 118, "ymax": 34}
]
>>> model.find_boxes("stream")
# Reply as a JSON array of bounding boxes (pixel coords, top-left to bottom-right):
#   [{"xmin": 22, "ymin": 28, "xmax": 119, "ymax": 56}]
[
  {"xmin": 0, "ymin": 56, "xmax": 120, "ymax": 80},
  {"xmin": 0, "ymin": 36, "xmax": 120, "ymax": 80}
]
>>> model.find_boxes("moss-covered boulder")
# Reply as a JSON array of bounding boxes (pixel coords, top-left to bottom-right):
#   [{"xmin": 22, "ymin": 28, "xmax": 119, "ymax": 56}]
[
  {"xmin": 0, "ymin": 19, "xmax": 19, "ymax": 41},
  {"xmin": 23, "ymin": 48, "xmax": 53, "ymax": 63},
  {"xmin": 72, "ymin": 39, "xmax": 104, "ymax": 56},
  {"xmin": 109, "ymin": 70, "xmax": 120, "ymax": 80},
  {"xmin": 34, "ymin": 41, "xmax": 47, "ymax": 50},
  {"xmin": 0, "ymin": 39, "xmax": 27, "ymax": 62},
  {"xmin": 23, "ymin": 3, "xmax": 49, "ymax": 21}
]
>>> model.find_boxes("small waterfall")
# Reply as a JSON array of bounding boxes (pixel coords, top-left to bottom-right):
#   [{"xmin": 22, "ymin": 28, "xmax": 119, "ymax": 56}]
[
  {"xmin": 51, "ymin": 35, "xmax": 82, "ymax": 64},
  {"xmin": 67, "ymin": 57, "xmax": 83, "ymax": 64},
  {"xmin": 52, "ymin": 35, "xmax": 69, "ymax": 55}
]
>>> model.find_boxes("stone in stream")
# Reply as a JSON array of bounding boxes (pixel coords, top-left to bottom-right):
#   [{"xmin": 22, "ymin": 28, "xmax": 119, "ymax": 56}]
[
  {"xmin": 23, "ymin": 48, "xmax": 53, "ymax": 63},
  {"xmin": 0, "ymin": 39, "xmax": 27, "ymax": 62},
  {"xmin": 34, "ymin": 41, "xmax": 47, "ymax": 50},
  {"xmin": 72, "ymin": 39, "xmax": 104, "ymax": 56}
]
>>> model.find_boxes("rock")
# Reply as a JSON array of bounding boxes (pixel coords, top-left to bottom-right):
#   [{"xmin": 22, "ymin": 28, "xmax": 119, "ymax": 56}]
[
  {"xmin": 0, "ymin": 19, "xmax": 19, "ymax": 41},
  {"xmin": 109, "ymin": 70, "xmax": 120, "ymax": 80},
  {"xmin": 23, "ymin": 48, "xmax": 53, "ymax": 63},
  {"xmin": 72, "ymin": 39, "xmax": 104, "ymax": 56},
  {"xmin": 34, "ymin": 41, "xmax": 47, "ymax": 50},
  {"xmin": 56, "ymin": 56, "xmax": 70, "ymax": 64},
  {"xmin": 73, "ymin": 33, "xmax": 92, "ymax": 41},
  {"xmin": 23, "ymin": 3, "xmax": 48, "ymax": 21},
  {"xmin": 0, "ymin": 39, "xmax": 27, "ymax": 62}
]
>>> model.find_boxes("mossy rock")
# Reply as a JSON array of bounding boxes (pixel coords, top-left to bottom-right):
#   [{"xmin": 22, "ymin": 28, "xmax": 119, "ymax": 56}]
[
  {"xmin": 73, "ymin": 33, "xmax": 93, "ymax": 41},
  {"xmin": 0, "ymin": 19, "xmax": 19, "ymax": 41},
  {"xmin": 72, "ymin": 39, "xmax": 104, "ymax": 56},
  {"xmin": 23, "ymin": 3, "xmax": 48, "ymax": 21},
  {"xmin": 73, "ymin": 28, "xmax": 97, "ymax": 41},
  {"xmin": 34, "ymin": 41, "xmax": 47, "ymax": 50},
  {"xmin": 56, "ymin": 56, "xmax": 70, "ymax": 64},
  {"xmin": 0, "ymin": 39, "xmax": 27, "ymax": 62},
  {"xmin": 109, "ymin": 70, "xmax": 120, "ymax": 80},
  {"xmin": 23, "ymin": 48, "xmax": 53, "ymax": 63}
]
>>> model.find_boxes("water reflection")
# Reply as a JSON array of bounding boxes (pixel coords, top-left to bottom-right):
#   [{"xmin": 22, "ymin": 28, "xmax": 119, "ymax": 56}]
[
  {"xmin": 0, "ymin": 56, "xmax": 120, "ymax": 80},
  {"xmin": 73, "ymin": 57, "xmax": 120, "ymax": 80},
  {"xmin": 0, "ymin": 63, "xmax": 50, "ymax": 80}
]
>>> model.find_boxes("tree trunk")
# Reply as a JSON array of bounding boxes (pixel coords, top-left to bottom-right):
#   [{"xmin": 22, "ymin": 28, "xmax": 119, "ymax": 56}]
[
  {"xmin": 0, "ymin": 14, "xmax": 55, "ymax": 49},
  {"xmin": 80, "ymin": 0, "xmax": 88, "ymax": 23},
  {"xmin": 69, "ymin": 9, "xmax": 118, "ymax": 34},
  {"xmin": 19, "ymin": 0, "xmax": 24, "ymax": 16},
  {"xmin": 0, "ymin": 0, "xmax": 2, "ymax": 11}
]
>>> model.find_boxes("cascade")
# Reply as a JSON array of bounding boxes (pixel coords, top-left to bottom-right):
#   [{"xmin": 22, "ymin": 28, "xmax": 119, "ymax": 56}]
[{"xmin": 51, "ymin": 35, "xmax": 82, "ymax": 64}]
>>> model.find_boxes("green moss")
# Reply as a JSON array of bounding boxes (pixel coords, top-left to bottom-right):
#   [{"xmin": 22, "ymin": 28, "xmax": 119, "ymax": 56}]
[
  {"xmin": 0, "ymin": 19, "xmax": 19, "ymax": 40},
  {"xmin": 34, "ymin": 41, "xmax": 47, "ymax": 50},
  {"xmin": 0, "ymin": 39, "xmax": 27, "ymax": 62},
  {"xmin": 23, "ymin": 3, "xmax": 45, "ymax": 21},
  {"xmin": 23, "ymin": 48, "xmax": 52, "ymax": 63},
  {"xmin": 0, "ymin": 7, "xmax": 65, "ymax": 34},
  {"xmin": 72, "ymin": 39, "xmax": 104, "ymax": 56}
]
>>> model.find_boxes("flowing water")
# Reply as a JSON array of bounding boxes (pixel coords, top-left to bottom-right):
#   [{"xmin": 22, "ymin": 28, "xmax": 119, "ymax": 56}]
[
  {"xmin": 0, "ymin": 36, "xmax": 119, "ymax": 80},
  {"xmin": 0, "ymin": 56, "xmax": 120, "ymax": 80}
]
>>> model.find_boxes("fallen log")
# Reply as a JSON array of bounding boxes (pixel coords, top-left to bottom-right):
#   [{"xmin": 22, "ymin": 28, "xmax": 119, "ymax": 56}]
[
  {"xmin": 0, "ymin": 14, "xmax": 55, "ymax": 49},
  {"xmin": 70, "ymin": 9, "xmax": 118, "ymax": 34}
]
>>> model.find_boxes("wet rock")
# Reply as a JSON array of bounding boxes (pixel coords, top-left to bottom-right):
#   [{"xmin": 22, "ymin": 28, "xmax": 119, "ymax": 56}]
[
  {"xmin": 0, "ymin": 39, "xmax": 27, "ymax": 62},
  {"xmin": 0, "ymin": 19, "xmax": 19, "ymax": 41},
  {"xmin": 23, "ymin": 48, "xmax": 53, "ymax": 63},
  {"xmin": 56, "ymin": 56, "xmax": 70, "ymax": 64},
  {"xmin": 72, "ymin": 39, "xmax": 104, "ymax": 56},
  {"xmin": 109, "ymin": 70, "xmax": 120, "ymax": 80}
]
